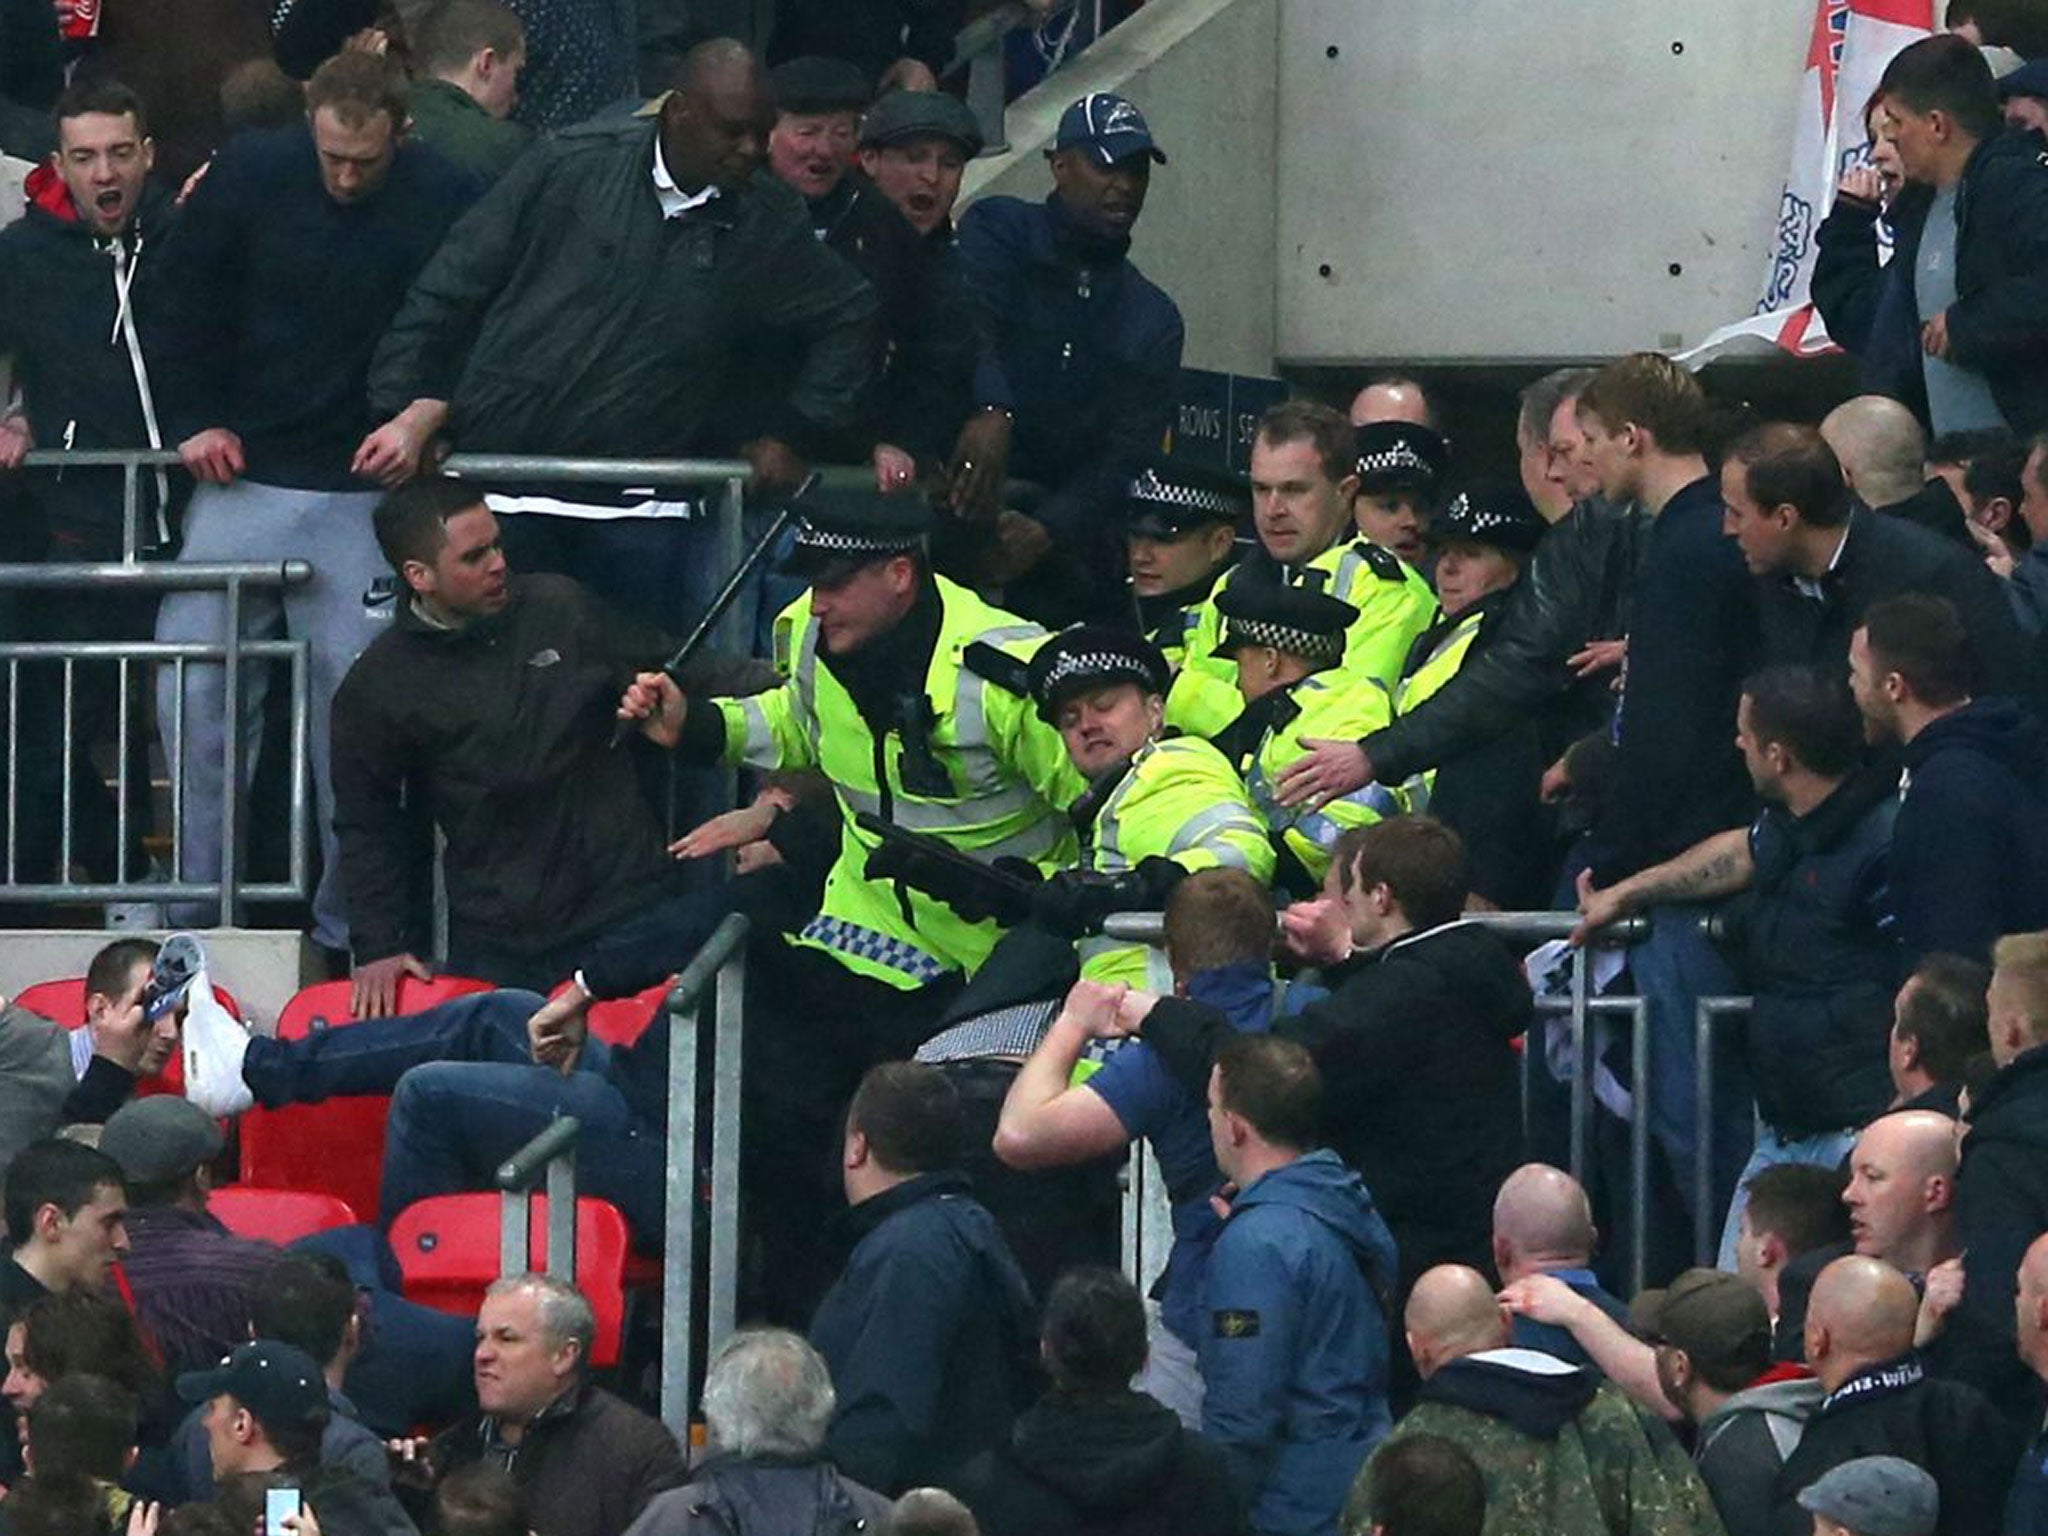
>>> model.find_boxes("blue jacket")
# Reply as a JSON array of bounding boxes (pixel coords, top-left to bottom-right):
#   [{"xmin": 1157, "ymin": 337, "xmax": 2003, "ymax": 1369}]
[
  {"xmin": 1200, "ymin": 1149, "xmax": 1397, "ymax": 1536},
  {"xmin": 954, "ymin": 193, "xmax": 1184, "ymax": 543},
  {"xmin": 1084, "ymin": 959, "xmax": 1277, "ymax": 1349},
  {"xmin": 1894, "ymin": 697, "xmax": 2048, "ymax": 962},
  {"xmin": 810, "ymin": 1169, "xmax": 1036, "ymax": 1496}
]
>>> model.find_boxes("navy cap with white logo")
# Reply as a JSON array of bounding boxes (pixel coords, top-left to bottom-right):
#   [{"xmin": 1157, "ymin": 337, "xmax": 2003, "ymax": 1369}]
[{"xmin": 1054, "ymin": 92, "xmax": 1167, "ymax": 167}]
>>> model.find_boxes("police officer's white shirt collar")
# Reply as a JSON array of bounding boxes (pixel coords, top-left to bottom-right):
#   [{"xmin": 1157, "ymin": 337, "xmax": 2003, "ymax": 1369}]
[{"xmin": 652, "ymin": 140, "xmax": 719, "ymax": 220}]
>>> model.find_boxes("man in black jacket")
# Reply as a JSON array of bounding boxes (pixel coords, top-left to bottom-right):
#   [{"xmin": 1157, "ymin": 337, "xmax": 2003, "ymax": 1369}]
[
  {"xmin": 1850, "ymin": 593, "xmax": 2048, "ymax": 961},
  {"xmin": 0, "ymin": 80, "xmax": 176, "ymax": 888},
  {"xmin": 1117, "ymin": 816, "xmax": 1529, "ymax": 1296},
  {"xmin": 949, "ymin": 1267, "xmax": 1241, "ymax": 1536},
  {"xmin": 365, "ymin": 39, "xmax": 879, "ymax": 635},
  {"xmin": 326, "ymin": 477, "xmax": 761, "ymax": 1015},
  {"xmin": 1871, "ymin": 35, "xmax": 2048, "ymax": 435},
  {"xmin": 1726, "ymin": 421, "xmax": 2025, "ymax": 691},
  {"xmin": 1771, "ymin": 1256, "xmax": 2017, "ymax": 1536},
  {"xmin": 809, "ymin": 1063, "xmax": 1036, "ymax": 1496},
  {"xmin": 1578, "ymin": 664, "xmax": 1901, "ymax": 1268}
]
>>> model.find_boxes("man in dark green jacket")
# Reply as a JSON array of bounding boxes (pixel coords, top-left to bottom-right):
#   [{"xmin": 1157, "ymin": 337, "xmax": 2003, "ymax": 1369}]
[{"xmin": 404, "ymin": 0, "xmax": 533, "ymax": 182}]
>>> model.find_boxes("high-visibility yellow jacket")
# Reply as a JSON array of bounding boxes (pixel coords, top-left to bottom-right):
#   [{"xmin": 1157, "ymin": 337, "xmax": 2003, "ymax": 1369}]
[
  {"xmin": 1392, "ymin": 605, "xmax": 1487, "ymax": 812},
  {"xmin": 1165, "ymin": 539, "xmax": 1438, "ymax": 738},
  {"xmin": 714, "ymin": 576, "xmax": 1085, "ymax": 990},
  {"xmin": 1074, "ymin": 736, "xmax": 1274, "ymax": 989}
]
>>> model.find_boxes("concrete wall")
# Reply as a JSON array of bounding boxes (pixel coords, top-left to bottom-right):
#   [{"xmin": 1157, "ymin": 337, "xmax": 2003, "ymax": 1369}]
[
  {"xmin": 968, "ymin": 0, "xmax": 1818, "ymax": 371},
  {"xmin": 961, "ymin": 0, "xmax": 1280, "ymax": 377},
  {"xmin": 0, "ymin": 929, "xmax": 317, "ymax": 1034},
  {"xmin": 1275, "ymin": 0, "xmax": 1814, "ymax": 364}
]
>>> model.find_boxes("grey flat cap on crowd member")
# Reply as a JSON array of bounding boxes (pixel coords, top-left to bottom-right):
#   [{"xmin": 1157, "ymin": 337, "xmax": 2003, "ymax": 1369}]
[
  {"xmin": 99, "ymin": 1096, "xmax": 225, "ymax": 1185},
  {"xmin": 1796, "ymin": 1456, "xmax": 1939, "ymax": 1536},
  {"xmin": 860, "ymin": 90, "xmax": 984, "ymax": 157},
  {"xmin": 1053, "ymin": 91, "xmax": 1166, "ymax": 166}
]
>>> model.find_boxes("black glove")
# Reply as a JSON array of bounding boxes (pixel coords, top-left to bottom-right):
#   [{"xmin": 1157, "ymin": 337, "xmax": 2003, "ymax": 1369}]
[
  {"xmin": 1030, "ymin": 868, "xmax": 1125, "ymax": 940},
  {"xmin": 864, "ymin": 841, "xmax": 1034, "ymax": 926}
]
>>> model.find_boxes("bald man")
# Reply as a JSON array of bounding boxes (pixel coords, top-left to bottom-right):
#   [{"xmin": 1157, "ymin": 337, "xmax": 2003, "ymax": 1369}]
[
  {"xmin": 1843, "ymin": 1111, "xmax": 1961, "ymax": 1276},
  {"xmin": 1352, "ymin": 1266, "xmax": 1722, "ymax": 1536},
  {"xmin": 2003, "ymin": 1233, "xmax": 2048, "ymax": 1530},
  {"xmin": 1349, "ymin": 377, "xmax": 1439, "ymax": 433},
  {"xmin": 1772, "ymin": 1256, "xmax": 2017, "ymax": 1536},
  {"xmin": 1490, "ymin": 1165, "xmax": 1629, "ymax": 1370},
  {"xmin": 366, "ymin": 37, "xmax": 881, "ymax": 631},
  {"xmin": 1820, "ymin": 396, "xmax": 1974, "ymax": 547}
]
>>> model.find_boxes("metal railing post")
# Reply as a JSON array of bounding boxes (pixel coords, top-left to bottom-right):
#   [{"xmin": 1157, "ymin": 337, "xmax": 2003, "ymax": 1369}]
[
  {"xmin": 219, "ymin": 575, "xmax": 243, "ymax": 927},
  {"xmin": 496, "ymin": 1117, "xmax": 582, "ymax": 1278},
  {"xmin": 501, "ymin": 1187, "xmax": 529, "ymax": 1275},
  {"xmin": 659, "ymin": 914, "xmax": 750, "ymax": 1436},
  {"xmin": 1621, "ymin": 996, "xmax": 1652, "ymax": 1299},
  {"xmin": 1693, "ymin": 997, "xmax": 1751, "ymax": 1266},
  {"xmin": 1568, "ymin": 943, "xmax": 1590, "ymax": 1183},
  {"xmin": 708, "ymin": 938, "xmax": 747, "ymax": 1356},
  {"xmin": 546, "ymin": 1150, "xmax": 577, "ymax": 1282},
  {"xmin": 121, "ymin": 460, "xmax": 139, "ymax": 564}
]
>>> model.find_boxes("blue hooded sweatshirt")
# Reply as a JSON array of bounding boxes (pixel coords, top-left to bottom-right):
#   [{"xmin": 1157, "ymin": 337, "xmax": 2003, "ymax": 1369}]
[{"xmin": 1200, "ymin": 1148, "xmax": 1398, "ymax": 1536}]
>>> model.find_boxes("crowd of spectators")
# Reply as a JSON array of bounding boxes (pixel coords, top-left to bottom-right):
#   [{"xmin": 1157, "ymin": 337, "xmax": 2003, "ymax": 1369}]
[{"xmin": 11, "ymin": 2, "xmax": 2048, "ymax": 1535}]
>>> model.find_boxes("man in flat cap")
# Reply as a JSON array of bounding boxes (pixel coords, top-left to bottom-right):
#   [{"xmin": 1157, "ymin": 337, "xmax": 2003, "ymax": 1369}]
[
  {"xmin": 1123, "ymin": 459, "xmax": 1246, "ymax": 670},
  {"xmin": 858, "ymin": 89, "xmax": 982, "ymax": 245},
  {"xmin": 732, "ymin": 57, "xmax": 981, "ymax": 504},
  {"xmin": 954, "ymin": 91, "xmax": 1185, "ymax": 622},
  {"xmin": 1209, "ymin": 584, "xmax": 1397, "ymax": 895},
  {"xmin": 621, "ymin": 491, "xmax": 1081, "ymax": 1320},
  {"xmin": 1352, "ymin": 420, "xmax": 1450, "ymax": 571},
  {"xmin": 1391, "ymin": 482, "xmax": 1555, "ymax": 909}
]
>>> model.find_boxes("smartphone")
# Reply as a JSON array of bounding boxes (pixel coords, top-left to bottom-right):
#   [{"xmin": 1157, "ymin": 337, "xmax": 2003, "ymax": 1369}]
[{"xmin": 264, "ymin": 1486, "xmax": 302, "ymax": 1536}]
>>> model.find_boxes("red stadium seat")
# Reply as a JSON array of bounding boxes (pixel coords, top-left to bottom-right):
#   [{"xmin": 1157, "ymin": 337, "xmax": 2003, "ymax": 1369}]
[
  {"xmin": 209, "ymin": 1186, "xmax": 360, "ymax": 1244},
  {"xmin": 30, "ymin": 975, "xmax": 244, "ymax": 1097},
  {"xmin": 387, "ymin": 1195, "xmax": 635, "ymax": 1367},
  {"xmin": 237, "ymin": 975, "xmax": 494, "ymax": 1221},
  {"xmin": 580, "ymin": 980, "xmax": 673, "ymax": 1048}
]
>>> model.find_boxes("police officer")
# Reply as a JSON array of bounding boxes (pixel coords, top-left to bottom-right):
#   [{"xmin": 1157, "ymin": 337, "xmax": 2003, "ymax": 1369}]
[
  {"xmin": 1352, "ymin": 418, "xmax": 1450, "ymax": 570},
  {"xmin": 1024, "ymin": 626, "xmax": 1273, "ymax": 991},
  {"xmin": 1123, "ymin": 459, "xmax": 1246, "ymax": 669},
  {"xmin": 1169, "ymin": 400, "xmax": 1437, "ymax": 738},
  {"xmin": 1210, "ymin": 584, "xmax": 1402, "ymax": 896},
  {"xmin": 619, "ymin": 492, "xmax": 1082, "ymax": 1321},
  {"xmin": 1392, "ymin": 482, "xmax": 1554, "ymax": 908}
]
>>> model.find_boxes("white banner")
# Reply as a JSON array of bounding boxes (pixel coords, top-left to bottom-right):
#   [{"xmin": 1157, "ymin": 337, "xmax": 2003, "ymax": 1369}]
[{"xmin": 1680, "ymin": 0, "xmax": 1936, "ymax": 365}]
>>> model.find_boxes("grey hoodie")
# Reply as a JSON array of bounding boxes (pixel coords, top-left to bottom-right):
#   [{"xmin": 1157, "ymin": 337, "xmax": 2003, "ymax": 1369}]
[{"xmin": 1694, "ymin": 1371, "xmax": 1825, "ymax": 1536}]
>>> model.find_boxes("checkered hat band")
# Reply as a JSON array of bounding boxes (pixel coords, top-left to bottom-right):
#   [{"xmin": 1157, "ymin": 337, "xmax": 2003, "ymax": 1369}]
[
  {"xmin": 1356, "ymin": 444, "xmax": 1433, "ymax": 477},
  {"xmin": 1441, "ymin": 494, "xmax": 1525, "ymax": 537},
  {"xmin": 793, "ymin": 521, "xmax": 923, "ymax": 555},
  {"xmin": 1038, "ymin": 650, "xmax": 1156, "ymax": 696},
  {"xmin": 1126, "ymin": 471, "xmax": 1239, "ymax": 519},
  {"xmin": 1223, "ymin": 617, "xmax": 1343, "ymax": 662}
]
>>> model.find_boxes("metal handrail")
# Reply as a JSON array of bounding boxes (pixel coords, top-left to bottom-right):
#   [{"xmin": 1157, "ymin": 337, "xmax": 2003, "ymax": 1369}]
[
  {"xmin": 496, "ymin": 1116, "xmax": 581, "ymax": 1285},
  {"xmin": 661, "ymin": 913, "xmax": 751, "ymax": 1435},
  {"xmin": 1099, "ymin": 909, "xmax": 1654, "ymax": 945},
  {"xmin": 0, "ymin": 561, "xmax": 311, "ymax": 588}
]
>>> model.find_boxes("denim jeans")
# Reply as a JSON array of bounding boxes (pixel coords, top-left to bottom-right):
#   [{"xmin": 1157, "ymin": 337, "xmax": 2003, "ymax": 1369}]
[{"xmin": 241, "ymin": 990, "xmax": 666, "ymax": 1242}]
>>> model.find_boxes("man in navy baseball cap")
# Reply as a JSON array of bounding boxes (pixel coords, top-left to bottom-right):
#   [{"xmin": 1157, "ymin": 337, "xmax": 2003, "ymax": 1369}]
[{"xmin": 1053, "ymin": 91, "xmax": 1168, "ymax": 167}]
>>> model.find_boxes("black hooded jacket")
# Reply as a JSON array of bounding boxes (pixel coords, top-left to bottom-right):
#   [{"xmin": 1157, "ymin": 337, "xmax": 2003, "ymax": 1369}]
[
  {"xmin": 1892, "ymin": 697, "xmax": 2048, "ymax": 961},
  {"xmin": 950, "ymin": 1390, "xmax": 1245, "ymax": 1536},
  {"xmin": 0, "ymin": 170, "xmax": 180, "ymax": 544},
  {"xmin": 1141, "ymin": 920, "xmax": 1530, "ymax": 1288}
]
